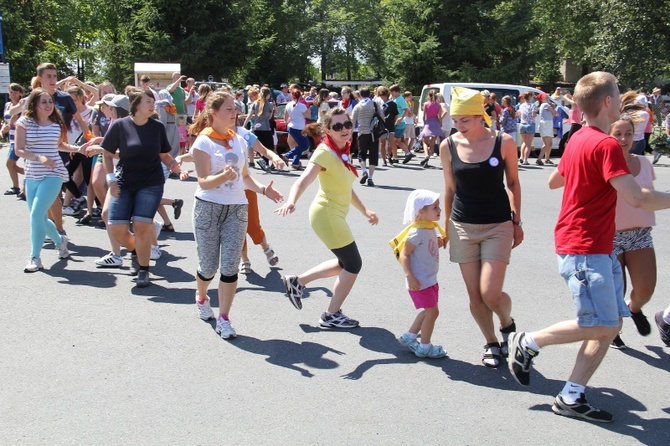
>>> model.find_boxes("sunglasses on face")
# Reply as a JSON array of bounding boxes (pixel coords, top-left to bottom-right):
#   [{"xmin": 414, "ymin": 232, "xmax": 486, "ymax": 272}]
[{"xmin": 330, "ymin": 121, "xmax": 353, "ymax": 131}]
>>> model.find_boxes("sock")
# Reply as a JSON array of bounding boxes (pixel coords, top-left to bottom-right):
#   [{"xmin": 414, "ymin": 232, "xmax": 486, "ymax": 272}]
[
  {"xmin": 220, "ymin": 314, "xmax": 229, "ymax": 321},
  {"xmin": 663, "ymin": 308, "xmax": 670, "ymax": 324},
  {"xmin": 361, "ymin": 167, "xmax": 368, "ymax": 174},
  {"xmin": 420, "ymin": 343, "xmax": 431, "ymax": 350},
  {"xmin": 131, "ymin": 250, "xmax": 137, "ymax": 256},
  {"xmin": 560, "ymin": 381, "xmax": 585, "ymax": 404},
  {"xmin": 522, "ymin": 333, "xmax": 540, "ymax": 352},
  {"xmin": 139, "ymin": 265, "xmax": 149, "ymax": 271},
  {"xmin": 405, "ymin": 332, "xmax": 418, "ymax": 340},
  {"xmin": 112, "ymin": 253, "xmax": 121, "ymax": 259}
]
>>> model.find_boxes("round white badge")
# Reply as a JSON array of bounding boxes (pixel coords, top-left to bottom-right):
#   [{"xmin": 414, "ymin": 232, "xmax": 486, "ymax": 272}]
[
  {"xmin": 341, "ymin": 154, "xmax": 349, "ymax": 163},
  {"xmin": 489, "ymin": 157, "xmax": 499, "ymax": 167}
]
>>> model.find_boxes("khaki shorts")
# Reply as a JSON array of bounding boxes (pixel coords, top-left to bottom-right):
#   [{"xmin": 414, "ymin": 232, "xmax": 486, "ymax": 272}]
[{"xmin": 449, "ymin": 220, "xmax": 514, "ymax": 264}]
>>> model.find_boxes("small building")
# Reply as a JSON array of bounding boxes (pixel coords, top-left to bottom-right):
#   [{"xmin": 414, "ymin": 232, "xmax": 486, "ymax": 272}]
[{"xmin": 134, "ymin": 63, "xmax": 181, "ymax": 89}]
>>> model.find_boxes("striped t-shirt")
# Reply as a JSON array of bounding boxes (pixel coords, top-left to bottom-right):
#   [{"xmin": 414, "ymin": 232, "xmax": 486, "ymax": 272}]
[{"xmin": 16, "ymin": 116, "xmax": 69, "ymax": 181}]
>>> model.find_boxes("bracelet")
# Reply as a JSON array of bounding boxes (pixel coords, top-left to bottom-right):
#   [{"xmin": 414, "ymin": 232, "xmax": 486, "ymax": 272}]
[
  {"xmin": 34, "ymin": 153, "xmax": 40, "ymax": 162},
  {"xmin": 261, "ymin": 186, "xmax": 266, "ymax": 196},
  {"xmin": 106, "ymin": 173, "xmax": 117, "ymax": 185}
]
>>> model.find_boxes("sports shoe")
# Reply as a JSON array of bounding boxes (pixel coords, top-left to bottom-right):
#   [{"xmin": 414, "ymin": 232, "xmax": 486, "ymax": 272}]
[
  {"xmin": 154, "ymin": 221, "xmax": 162, "ymax": 239},
  {"xmin": 282, "ymin": 275, "xmax": 304, "ymax": 309},
  {"xmin": 367, "ymin": 178, "xmax": 375, "ymax": 187},
  {"xmin": 507, "ymin": 332, "xmax": 539, "ymax": 386},
  {"xmin": 172, "ymin": 199, "xmax": 184, "ymax": 220},
  {"xmin": 655, "ymin": 311, "xmax": 670, "ymax": 347},
  {"xmin": 535, "ymin": 159, "xmax": 544, "ymax": 166},
  {"xmin": 630, "ymin": 310, "xmax": 651, "ymax": 336},
  {"xmin": 420, "ymin": 157, "xmax": 430, "ymax": 168},
  {"xmin": 24, "ymin": 257, "xmax": 43, "ymax": 273},
  {"xmin": 611, "ymin": 334, "xmax": 626, "ymax": 349},
  {"xmin": 551, "ymin": 393, "xmax": 613, "ymax": 423},
  {"xmin": 398, "ymin": 332, "xmax": 418, "ymax": 349},
  {"xmin": 319, "ymin": 310, "xmax": 359, "ymax": 328},
  {"xmin": 359, "ymin": 171, "xmax": 368, "ymax": 185},
  {"xmin": 95, "ymin": 252, "xmax": 123, "ymax": 268},
  {"xmin": 402, "ymin": 152, "xmax": 415, "ymax": 164},
  {"xmin": 216, "ymin": 317, "xmax": 237, "ymax": 339},
  {"xmin": 129, "ymin": 254, "xmax": 140, "ymax": 276},
  {"xmin": 196, "ymin": 292, "xmax": 215, "ymax": 320},
  {"xmin": 150, "ymin": 245, "xmax": 161, "ymax": 260},
  {"xmin": 56, "ymin": 234, "xmax": 70, "ymax": 259},
  {"xmin": 414, "ymin": 343, "xmax": 447, "ymax": 359},
  {"xmin": 135, "ymin": 270, "xmax": 151, "ymax": 287},
  {"xmin": 92, "ymin": 207, "xmax": 102, "ymax": 218},
  {"xmin": 62, "ymin": 205, "xmax": 80, "ymax": 216},
  {"xmin": 544, "ymin": 159, "xmax": 554, "ymax": 165},
  {"xmin": 4, "ymin": 187, "xmax": 19, "ymax": 195},
  {"xmin": 653, "ymin": 151, "xmax": 662, "ymax": 164},
  {"xmin": 256, "ymin": 159, "xmax": 268, "ymax": 172}
]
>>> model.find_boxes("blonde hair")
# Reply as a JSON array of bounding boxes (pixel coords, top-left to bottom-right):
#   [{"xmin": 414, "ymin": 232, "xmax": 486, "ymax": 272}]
[{"xmin": 573, "ymin": 72, "xmax": 619, "ymax": 117}]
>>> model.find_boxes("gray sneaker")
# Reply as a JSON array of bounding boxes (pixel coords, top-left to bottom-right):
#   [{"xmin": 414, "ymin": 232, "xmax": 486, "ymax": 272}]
[
  {"xmin": 551, "ymin": 393, "xmax": 613, "ymax": 423},
  {"xmin": 319, "ymin": 310, "xmax": 359, "ymax": 328},
  {"xmin": 135, "ymin": 270, "xmax": 151, "ymax": 288},
  {"xmin": 56, "ymin": 235, "xmax": 70, "ymax": 259},
  {"xmin": 24, "ymin": 257, "xmax": 43, "ymax": 273},
  {"xmin": 283, "ymin": 275, "xmax": 304, "ymax": 309},
  {"xmin": 507, "ymin": 332, "xmax": 539, "ymax": 386}
]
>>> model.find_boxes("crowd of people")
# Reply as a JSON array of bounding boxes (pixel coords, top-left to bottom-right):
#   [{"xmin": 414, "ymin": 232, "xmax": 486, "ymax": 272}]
[{"xmin": 3, "ymin": 63, "xmax": 670, "ymax": 424}]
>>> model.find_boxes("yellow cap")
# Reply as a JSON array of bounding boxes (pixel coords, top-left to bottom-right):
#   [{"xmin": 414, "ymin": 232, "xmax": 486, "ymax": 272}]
[{"xmin": 450, "ymin": 87, "xmax": 491, "ymax": 127}]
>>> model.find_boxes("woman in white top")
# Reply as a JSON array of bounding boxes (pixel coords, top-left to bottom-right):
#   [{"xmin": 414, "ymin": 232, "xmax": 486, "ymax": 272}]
[
  {"xmin": 282, "ymin": 84, "xmax": 311, "ymax": 170},
  {"xmin": 14, "ymin": 88, "xmax": 94, "ymax": 272},
  {"xmin": 190, "ymin": 91, "xmax": 283, "ymax": 339}
]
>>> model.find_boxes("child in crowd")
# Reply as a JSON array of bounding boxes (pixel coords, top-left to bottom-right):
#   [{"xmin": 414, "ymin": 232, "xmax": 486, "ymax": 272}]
[
  {"xmin": 177, "ymin": 115, "xmax": 188, "ymax": 155},
  {"xmin": 391, "ymin": 189, "xmax": 447, "ymax": 358}
]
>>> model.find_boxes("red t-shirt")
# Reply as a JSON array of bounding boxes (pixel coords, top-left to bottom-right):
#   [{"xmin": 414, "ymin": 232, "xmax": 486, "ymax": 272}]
[{"xmin": 555, "ymin": 126, "xmax": 630, "ymax": 255}]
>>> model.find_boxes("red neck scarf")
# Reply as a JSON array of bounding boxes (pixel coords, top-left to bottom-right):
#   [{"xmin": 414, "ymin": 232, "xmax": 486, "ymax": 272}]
[
  {"xmin": 323, "ymin": 134, "xmax": 357, "ymax": 177},
  {"xmin": 200, "ymin": 127, "xmax": 235, "ymax": 149},
  {"xmin": 341, "ymin": 98, "xmax": 350, "ymax": 109}
]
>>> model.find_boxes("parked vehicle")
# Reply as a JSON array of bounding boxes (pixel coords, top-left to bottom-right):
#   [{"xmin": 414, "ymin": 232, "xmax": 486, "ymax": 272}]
[{"xmin": 418, "ymin": 82, "xmax": 571, "ymax": 156}]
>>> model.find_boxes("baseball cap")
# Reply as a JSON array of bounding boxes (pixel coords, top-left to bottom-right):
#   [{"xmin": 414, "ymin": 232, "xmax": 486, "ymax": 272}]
[
  {"xmin": 96, "ymin": 93, "xmax": 116, "ymax": 105},
  {"xmin": 104, "ymin": 94, "xmax": 130, "ymax": 112}
]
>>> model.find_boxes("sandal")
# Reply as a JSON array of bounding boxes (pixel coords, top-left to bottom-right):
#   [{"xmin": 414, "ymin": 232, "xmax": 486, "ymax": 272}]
[
  {"xmin": 172, "ymin": 199, "xmax": 184, "ymax": 220},
  {"xmin": 239, "ymin": 260, "xmax": 252, "ymax": 274},
  {"xmin": 80, "ymin": 213, "xmax": 92, "ymax": 225},
  {"xmin": 482, "ymin": 342, "xmax": 502, "ymax": 368},
  {"xmin": 264, "ymin": 247, "xmax": 279, "ymax": 266},
  {"xmin": 162, "ymin": 223, "xmax": 175, "ymax": 232}
]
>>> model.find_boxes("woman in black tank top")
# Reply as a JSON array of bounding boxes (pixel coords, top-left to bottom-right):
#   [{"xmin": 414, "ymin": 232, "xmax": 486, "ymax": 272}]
[{"xmin": 439, "ymin": 87, "xmax": 524, "ymax": 369}]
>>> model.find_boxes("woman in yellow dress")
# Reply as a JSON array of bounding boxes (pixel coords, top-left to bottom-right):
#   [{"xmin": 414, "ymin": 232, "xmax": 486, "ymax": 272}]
[{"xmin": 276, "ymin": 107, "xmax": 378, "ymax": 328}]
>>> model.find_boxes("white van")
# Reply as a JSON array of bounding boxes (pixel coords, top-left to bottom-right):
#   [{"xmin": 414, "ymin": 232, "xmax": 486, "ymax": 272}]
[{"xmin": 417, "ymin": 82, "xmax": 571, "ymax": 154}]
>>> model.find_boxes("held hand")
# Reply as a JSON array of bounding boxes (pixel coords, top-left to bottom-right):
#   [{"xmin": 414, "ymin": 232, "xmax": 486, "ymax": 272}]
[
  {"xmin": 179, "ymin": 170, "xmax": 192, "ymax": 181},
  {"xmin": 274, "ymin": 202, "xmax": 295, "ymax": 216},
  {"xmin": 512, "ymin": 225, "xmax": 524, "ymax": 249},
  {"xmin": 222, "ymin": 165, "xmax": 238, "ymax": 182},
  {"xmin": 437, "ymin": 235, "xmax": 448, "ymax": 249},
  {"xmin": 365, "ymin": 209, "xmax": 378, "ymax": 225},
  {"xmin": 109, "ymin": 181, "xmax": 120, "ymax": 198},
  {"xmin": 85, "ymin": 144, "xmax": 103, "ymax": 157},
  {"xmin": 264, "ymin": 180, "xmax": 284, "ymax": 203},
  {"xmin": 407, "ymin": 275, "xmax": 421, "ymax": 291}
]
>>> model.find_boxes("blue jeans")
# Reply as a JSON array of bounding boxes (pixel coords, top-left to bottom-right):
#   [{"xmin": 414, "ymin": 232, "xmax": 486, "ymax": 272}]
[
  {"xmin": 108, "ymin": 184, "xmax": 164, "ymax": 225},
  {"xmin": 26, "ymin": 177, "xmax": 64, "ymax": 258},
  {"xmin": 557, "ymin": 253, "xmax": 630, "ymax": 327},
  {"xmin": 284, "ymin": 127, "xmax": 310, "ymax": 166}
]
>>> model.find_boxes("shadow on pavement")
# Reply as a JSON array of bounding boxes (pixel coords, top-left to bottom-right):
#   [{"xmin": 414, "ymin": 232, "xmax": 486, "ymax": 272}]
[
  {"xmin": 43, "ymin": 258, "xmax": 120, "ymax": 288},
  {"xmin": 617, "ymin": 344, "xmax": 670, "ymax": 373}
]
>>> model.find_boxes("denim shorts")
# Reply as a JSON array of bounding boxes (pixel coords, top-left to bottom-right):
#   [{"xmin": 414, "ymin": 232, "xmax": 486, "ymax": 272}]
[
  {"xmin": 7, "ymin": 143, "xmax": 19, "ymax": 161},
  {"xmin": 108, "ymin": 183, "xmax": 164, "ymax": 225},
  {"xmin": 394, "ymin": 126, "xmax": 405, "ymax": 139},
  {"xmin": 557, "ymin": 253, "xmax": 630, "ymax": 327},
  {"xmin": 519, "ymin": 123, "xmax": 535, "ymax": 135}
]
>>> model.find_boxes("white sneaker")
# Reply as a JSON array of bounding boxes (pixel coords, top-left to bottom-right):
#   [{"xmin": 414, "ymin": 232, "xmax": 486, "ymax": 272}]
[
  {"xmin": 215, "ymin": 317, "xmax": 237, "ymax": 339},
  {"xmin": 56, "ymin": 235, "xmax": 70, "ymax": 259},
  {"xmin": 154, "ymin": 220, "xmax": 162, "ymax": 238},
  {"xmin": 95, "ymin": 252, "xmax": 123, "ymax": 268},
  {"xmin": 196, "ymin": 292, "xmax": 215, "ymax": 320},
  {"xmin": 24, "ymin": 257, "xmax": 43, "ymax": 272},
  {"xmin": 62, "ymin": 206, "xmax": 79, "ymax": 216},
  {"xmin": 150, "ymin": 245, "xmax": 161, "ymax": 260}
]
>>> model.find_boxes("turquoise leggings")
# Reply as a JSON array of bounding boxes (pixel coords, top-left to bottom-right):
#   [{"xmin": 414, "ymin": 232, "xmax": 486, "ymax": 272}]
[{"xmin": 26, "ymin": 177, "xmax": 64, "ymax": 258}]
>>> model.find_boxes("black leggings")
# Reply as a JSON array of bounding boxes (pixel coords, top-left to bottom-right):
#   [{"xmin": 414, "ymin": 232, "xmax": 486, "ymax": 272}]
[
  {"xmin": 64, "ymin": 153, "xmax": 92, "ymax": 198},
  {"xmin": 331, "ymin": 241, "xmax": 362, "ymax": 274},
  {"xmin": 357, "ymin": 134, "xmax": 378, "ymax": 166}
]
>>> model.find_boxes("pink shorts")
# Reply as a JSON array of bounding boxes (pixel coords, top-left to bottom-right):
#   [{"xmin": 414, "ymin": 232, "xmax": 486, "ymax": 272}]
[{"xmin": 409, "ymin": 283, "xmax": 439, "ymax": 309}]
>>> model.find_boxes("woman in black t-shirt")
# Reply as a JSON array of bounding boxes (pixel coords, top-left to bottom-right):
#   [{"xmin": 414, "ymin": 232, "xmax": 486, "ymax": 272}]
[
  {"xmin": 91, "ymin": 88, "xmax": 182, "ymax": 288},
  {"xmin": 439, "ymin": 87, "xmax": 523, "ymax": 369}
]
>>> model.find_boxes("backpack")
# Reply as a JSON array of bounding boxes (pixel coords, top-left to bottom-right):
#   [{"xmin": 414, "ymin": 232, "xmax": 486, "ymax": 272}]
[{"xmin": 370, "ymin": 102, "xmax": 389, "ymax": 142}]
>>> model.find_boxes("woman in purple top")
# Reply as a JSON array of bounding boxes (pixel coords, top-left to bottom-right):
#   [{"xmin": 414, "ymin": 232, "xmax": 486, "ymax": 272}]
[{"xmin": 418, "ymin": 90, "xmax": 445, "ymax": 165}]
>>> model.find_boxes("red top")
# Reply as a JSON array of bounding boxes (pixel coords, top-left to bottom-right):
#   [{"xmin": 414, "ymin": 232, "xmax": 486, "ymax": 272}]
[{"xmin": 555, "ymin": 126, "xmax": 630, "ymax": 255}]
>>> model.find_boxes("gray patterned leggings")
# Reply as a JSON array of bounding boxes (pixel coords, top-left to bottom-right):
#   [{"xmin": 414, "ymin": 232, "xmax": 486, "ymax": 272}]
[{"xmin": 193, "ymin": 198, "xmax": 248, "ymax": 279}]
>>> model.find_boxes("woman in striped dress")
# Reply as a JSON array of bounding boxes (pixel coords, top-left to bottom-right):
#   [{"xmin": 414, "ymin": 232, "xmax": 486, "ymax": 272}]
[{"xmin": 14, "ymin": 88, "xmax": 94, "ymax": 272}]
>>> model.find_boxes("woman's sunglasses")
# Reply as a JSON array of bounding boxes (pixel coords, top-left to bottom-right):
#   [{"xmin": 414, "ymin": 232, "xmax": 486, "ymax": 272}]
[{"xmin": 330, "ymin": 121, "xmax": 353, "ymax": 131}]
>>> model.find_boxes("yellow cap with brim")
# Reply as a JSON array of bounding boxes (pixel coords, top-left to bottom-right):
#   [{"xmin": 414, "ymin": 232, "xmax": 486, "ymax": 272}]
[{"xmin": 450, "ymin": 87, "xmax": 491, "ymax": 127}]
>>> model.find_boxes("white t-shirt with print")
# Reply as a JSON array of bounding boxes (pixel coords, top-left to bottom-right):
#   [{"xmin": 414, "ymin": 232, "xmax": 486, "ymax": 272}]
[{"xmin": 191, "ymin": 134, "xmax": 248, "ymax": 205}]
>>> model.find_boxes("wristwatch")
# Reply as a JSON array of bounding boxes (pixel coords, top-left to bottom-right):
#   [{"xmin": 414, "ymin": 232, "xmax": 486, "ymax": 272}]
[{"xmin": 513, "ymin": 220, "xmax": 523, "ymax": 227}]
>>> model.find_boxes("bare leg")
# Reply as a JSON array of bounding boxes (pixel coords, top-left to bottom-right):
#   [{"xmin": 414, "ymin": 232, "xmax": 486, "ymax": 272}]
[
  {"xmin": 621, "ymin": 248, "xmax": 656, "ymax": 313},
  {"xmin": 218, "ymin": 281, "xmax": 237, "ymax": 316},
  {"xmin": 131, "ymin": 221, "xmax": 153, "ymax": 266},
  {"xmin": 479, "ymin": 259, "xmax": 513, "ymax": 328},
  {"xmin": 298, "ymin": 259, "xmax": 342, "ymax": 286},
  {"xmin": 418, "ymin": 306, "xmax": 439, "ymax": 344},
  {"xmin": 328, "ymin": 270, "xmax": 358, "ymax": 313},
  {"xmin": 459, "ymin": 261, "xmax": 497, "ymax": 344},
  {"xmin": 102, "ymin": 189, "xmax": 122, "ymax": 255},
  {"xmin": 49, "ymin": 195, "xmax": 65, "ymax": 233},
  {"xmin": 409, "ymin": 310, "xmax": 426, "ymax": 335}
]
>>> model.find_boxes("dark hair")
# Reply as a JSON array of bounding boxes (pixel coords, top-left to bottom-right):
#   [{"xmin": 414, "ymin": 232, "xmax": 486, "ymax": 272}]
[
  {"xmin": 36, "ymin": 63, "xmax": 57, "ymax": 77},
  {"xmin": 8, "ymin": 83, "xmax": 25, "ymax": 94},
  {"xmin": 140, "ymin": 75, "xmax": 151, "ymax": 83},
  {"xmin": 290, "ymin": 84, "xmax": 303, "ymax": 102},
  {"xmin": 359, "ymin": 86, "xmax": 371, "ymax": 98},
  {"xmin": 128, "ymin": 87, "xmax": 155, "ymax": 116},
  {"xmin": 322, "ymin": 106, "xmax": 348, "ymax": 130},
  {"xmin": 24, "ymin": 88, "xmax": 67, "ymax": 141},
  {"xmin": 389, "ymin": 84, "xmax": 401, "ymax": 93},
  {"xmin": 314, "ymin": 88, "xmax": 329, "ymax": 107}
]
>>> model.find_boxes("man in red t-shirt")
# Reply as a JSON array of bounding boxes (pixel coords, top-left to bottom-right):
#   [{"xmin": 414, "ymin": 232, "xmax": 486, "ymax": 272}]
[{"xmin": 506, "ymin": 72, "xmax": 670, "ymax": 423}]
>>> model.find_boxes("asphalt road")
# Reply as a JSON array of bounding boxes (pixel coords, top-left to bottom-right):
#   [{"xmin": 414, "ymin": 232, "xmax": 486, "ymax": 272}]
[{"xmin": 1, "ymin": 148, "xmax": 669, "ymax": 445}]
